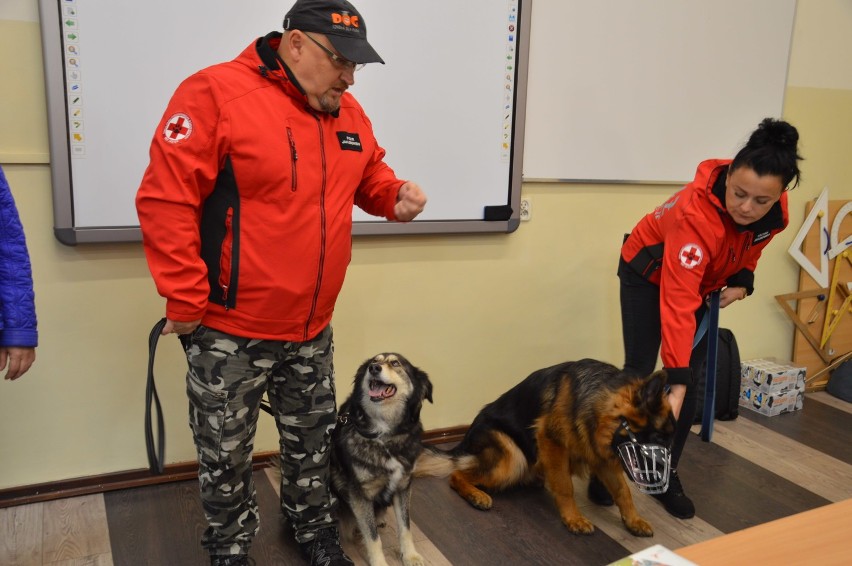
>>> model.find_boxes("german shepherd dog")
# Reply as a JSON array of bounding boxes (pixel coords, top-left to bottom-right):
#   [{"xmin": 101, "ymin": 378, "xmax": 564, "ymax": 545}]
[
  {"xmin": 414, "ymin": 359, "xmax": 673, "ymax": 537},
  {"xmin": 330, "ymin": 353, "xmax": 433, "ymax": 566}
]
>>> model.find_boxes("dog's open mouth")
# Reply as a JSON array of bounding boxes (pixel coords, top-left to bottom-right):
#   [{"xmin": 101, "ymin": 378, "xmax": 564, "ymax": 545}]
[{"xmin": 369, "ymin": 379, "xmax": 397, "ymax": 401}]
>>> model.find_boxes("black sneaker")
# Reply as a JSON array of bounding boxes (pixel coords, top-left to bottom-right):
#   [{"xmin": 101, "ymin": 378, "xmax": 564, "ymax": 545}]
[
  {"xmin": 299, "ymin": 527, "xmax": 355, "ymax": 566},
  {"xmin": 587, "ymin": 474, "xmax": 614, "ymax": 506},
  {"xmin": 652, "ymin": 470, "xmax": 695, "ymax": 519},
  {"xmin": 209, "ymin": 554, "xmax": 254, "ymax": 566}
]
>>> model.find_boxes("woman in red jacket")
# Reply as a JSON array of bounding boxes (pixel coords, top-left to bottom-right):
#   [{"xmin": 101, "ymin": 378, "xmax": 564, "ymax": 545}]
[{"xmin": 590, "ymin": 118, "xmax": 802, "ymax": 519}]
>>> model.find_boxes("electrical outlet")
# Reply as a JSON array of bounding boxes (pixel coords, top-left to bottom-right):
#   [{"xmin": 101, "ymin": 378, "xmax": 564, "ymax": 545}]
[{"xmin": 520, "ymin": 197, "xmax": 532, "ymax": 221}]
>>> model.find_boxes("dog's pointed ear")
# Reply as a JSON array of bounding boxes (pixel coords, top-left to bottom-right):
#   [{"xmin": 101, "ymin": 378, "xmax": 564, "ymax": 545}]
[
  {"xmin": 420, "ymin": 369, "xmax": 434, "ymax": 404},
  {"xmin": 641, "ymin": 369, "xmax": 668, "ymax": 412},
  {"xmin": 354, "ymin": 358, "xmax": 372, "ymax": 384}
]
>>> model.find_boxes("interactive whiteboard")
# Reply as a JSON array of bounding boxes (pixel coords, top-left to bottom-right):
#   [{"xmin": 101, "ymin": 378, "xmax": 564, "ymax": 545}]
[{"xmin": 39, "ymin": 0, "xmax": 528, "ymax": 244}]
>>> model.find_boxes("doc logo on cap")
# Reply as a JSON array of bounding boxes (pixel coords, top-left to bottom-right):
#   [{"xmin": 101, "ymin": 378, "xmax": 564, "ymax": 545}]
[{"xmin": 283, "ymin": 0, "xmax": 385, "ymax": 65}]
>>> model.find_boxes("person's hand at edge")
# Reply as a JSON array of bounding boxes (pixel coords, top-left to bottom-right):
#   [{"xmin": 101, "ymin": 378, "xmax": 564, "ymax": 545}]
[{"xmin": 1, "ymin": 347, "xmax": 36, "ymax": 380}]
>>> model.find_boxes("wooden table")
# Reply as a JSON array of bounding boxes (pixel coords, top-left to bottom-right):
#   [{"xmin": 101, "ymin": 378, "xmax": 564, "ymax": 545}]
[{"xmin": 677, "ymin": 498, "xmax": 851, "ymax": 565}]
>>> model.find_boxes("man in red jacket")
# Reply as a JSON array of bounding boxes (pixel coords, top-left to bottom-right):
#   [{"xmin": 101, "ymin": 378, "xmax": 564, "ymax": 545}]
[
  {"xmin": 136, "ymin": 1, "xmax": 425, "ymax": 564},
  {"xmin": 588, "ymin": 118, "xmax": 802, "ymax": 520}
]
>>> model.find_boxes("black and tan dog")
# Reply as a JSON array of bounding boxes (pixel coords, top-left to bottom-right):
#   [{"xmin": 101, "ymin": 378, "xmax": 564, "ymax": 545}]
[
  {"xmin": 414, "ymin": 358, "xmax": 673, "ymax": 537},
  {"xmin": 330, "ymin": 353, "xmax": 433, "ymax": 566}
]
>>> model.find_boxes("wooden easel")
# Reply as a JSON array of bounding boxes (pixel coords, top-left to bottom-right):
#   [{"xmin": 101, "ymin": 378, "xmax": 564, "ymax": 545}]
[{"xmin": 780, "ymin": 200, "xmax": 852, "ymax": 391}]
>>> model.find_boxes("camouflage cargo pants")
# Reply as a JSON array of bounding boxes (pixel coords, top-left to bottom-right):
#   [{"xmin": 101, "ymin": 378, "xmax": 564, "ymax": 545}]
[{"xmin": 182, "ymin": 324, "xmax": 339, "ymax": 555}]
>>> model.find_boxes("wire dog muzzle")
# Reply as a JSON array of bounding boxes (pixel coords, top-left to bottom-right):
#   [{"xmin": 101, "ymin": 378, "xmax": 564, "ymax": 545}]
[{"xmin": 615, "ymin": 417, "xmax": 671, "ymax": 494}]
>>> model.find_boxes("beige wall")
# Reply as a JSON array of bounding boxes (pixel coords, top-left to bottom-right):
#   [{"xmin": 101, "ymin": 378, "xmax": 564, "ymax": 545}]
[{"xmin": 1, "ymin": 1, "xmax": 850, "ymax": 489}]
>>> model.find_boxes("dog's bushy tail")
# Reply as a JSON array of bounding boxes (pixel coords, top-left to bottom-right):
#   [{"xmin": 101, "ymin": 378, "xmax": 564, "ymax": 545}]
[{"xmin": 414, "ymin": 445, "xmax": 476, "ymax": 478}]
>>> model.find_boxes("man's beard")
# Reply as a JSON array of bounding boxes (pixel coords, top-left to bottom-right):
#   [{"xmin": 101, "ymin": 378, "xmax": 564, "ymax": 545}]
[{"xmin": 319, "ymin": 92, "xmax": 341, "ymax": 114}]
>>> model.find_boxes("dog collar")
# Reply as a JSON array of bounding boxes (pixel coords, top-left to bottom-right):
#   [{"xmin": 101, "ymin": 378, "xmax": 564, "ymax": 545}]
[{"xmin": 338, "ymin": 411, "xmax": 380, "ymax": 439}]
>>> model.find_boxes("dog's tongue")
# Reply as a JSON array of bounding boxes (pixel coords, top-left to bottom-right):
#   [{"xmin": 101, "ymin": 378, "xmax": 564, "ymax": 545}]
[{"xmin": 369, "ymin": 381, "xmax": 396, "ymax": 399}]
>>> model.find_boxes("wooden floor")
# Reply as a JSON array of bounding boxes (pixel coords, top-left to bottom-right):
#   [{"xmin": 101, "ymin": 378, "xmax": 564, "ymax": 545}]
[{"xmin": 2, "ymin": 391, "xmax": 851, "ymax": 566}]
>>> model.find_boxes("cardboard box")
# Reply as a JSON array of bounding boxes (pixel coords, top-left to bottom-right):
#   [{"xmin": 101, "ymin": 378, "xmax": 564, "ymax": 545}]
[{"xmin": 739, "ymin": 358, "xmax": 806, "ymax": 416}]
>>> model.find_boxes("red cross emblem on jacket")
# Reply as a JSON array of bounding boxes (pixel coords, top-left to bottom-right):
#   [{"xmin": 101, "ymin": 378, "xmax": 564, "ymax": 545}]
[
  {"xmin": 163, "ymin": 113, "xmax": 193, "ymax": 144},
  {"xmin": 678, "ymin": 243, "xmax": 704, "ymax": 269}
]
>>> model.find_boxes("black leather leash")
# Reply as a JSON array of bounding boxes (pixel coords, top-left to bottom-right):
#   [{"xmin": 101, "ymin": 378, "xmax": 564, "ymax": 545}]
[
  {"xmin": 145, "ymin": 318, "xmax": 275, "ymax": 475},
  {"xmin": 146, "ymin": 318, "xmax": 167, "ymax": 474},
  {"xmin": 699, "ymin": 290, "xmax": 721, "ymax": 443}
]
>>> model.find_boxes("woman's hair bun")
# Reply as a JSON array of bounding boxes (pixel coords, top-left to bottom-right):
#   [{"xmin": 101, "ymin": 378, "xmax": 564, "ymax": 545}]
[
  {"xmin": 751, "ymin": 117, "xmax": 799, "ymax": 151},
  {"xmin": 733, "ymin": 117, "xmax": 803, "ymax": 190}
]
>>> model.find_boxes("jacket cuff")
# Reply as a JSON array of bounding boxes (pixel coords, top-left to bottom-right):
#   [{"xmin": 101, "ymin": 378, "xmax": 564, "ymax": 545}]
[
  {"xmin": 726, "ymin": 269, "xmax": 755, "ymax": 296},
  {"xmin": 0, "ymin": 329, "xmax": 38, "ymax": 348},
  {"xmin": 664, "ymin": 367, "xmax": 692, "ymax": 386}
]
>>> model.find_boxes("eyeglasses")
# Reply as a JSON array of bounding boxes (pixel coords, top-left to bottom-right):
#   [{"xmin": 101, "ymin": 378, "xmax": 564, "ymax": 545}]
[{"xmin": 302, "ymin": 32, "xmax": 365, "ymax": 72}]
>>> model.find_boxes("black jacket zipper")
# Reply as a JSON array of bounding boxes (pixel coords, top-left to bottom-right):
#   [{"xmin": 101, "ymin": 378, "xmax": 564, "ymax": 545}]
[
  {"xmin": 287, "ymin": 127, "xmax": 298, "ymax": 191},
  {"xmin": 304, "ymin": 114, "xmax": 327, "ymax": 340}
]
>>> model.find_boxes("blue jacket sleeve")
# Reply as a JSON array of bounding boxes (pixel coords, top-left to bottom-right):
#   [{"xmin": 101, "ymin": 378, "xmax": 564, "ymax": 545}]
[{"xmin": 0, "ymin": 165, "xmax": 38, "ymax": 348}]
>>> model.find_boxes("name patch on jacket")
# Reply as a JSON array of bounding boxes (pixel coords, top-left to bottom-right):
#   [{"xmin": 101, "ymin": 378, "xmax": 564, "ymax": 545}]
[
  {"xmin": 337, "ymin": 132, "xmax": 362, "ymax": 152},
  {"xmin": 753, "ymin": 230, "xmax": 771, "ymax": 245}
]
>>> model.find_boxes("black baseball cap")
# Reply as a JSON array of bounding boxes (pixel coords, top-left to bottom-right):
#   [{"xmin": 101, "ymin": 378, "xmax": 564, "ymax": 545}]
[{"xmin": 283, "ymin": 0, "xmax": 385, "ymax": 65}]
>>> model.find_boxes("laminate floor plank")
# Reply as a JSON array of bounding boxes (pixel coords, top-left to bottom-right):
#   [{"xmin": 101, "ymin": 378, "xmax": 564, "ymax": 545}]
[
  {"xmin": 0, "ymin": 501, "xmax": 44, "ymax": 566},
  {"xmin": 737, "ymin": 400, "xmax": 852, "ymax": 464},
  {"xmin": 677, "ymin": 432, "xmax": 831, "ymax": 535},
  {"xmin": 42, "ymin": 495, "xmax": 111, "ymax": 564},
  {"xmin": 104, "ymin": 478, "xmax": 208, "ymax": 566},
  {"xmin": 703, "ymin": 418, "xmax": 852, "ymax": 502},
  {"xmin": 492, "ymin": 482, "xmax": 632, "ymax": 565},
  {"xmin": 808, "ymin": 391, "xmax": 852, "ymax": 414},
  {"xmin": 409, "ymin": 476, "xmax": 631, "ymax": 566},
  {"xmin": 48, "ymin": 554, "xmax": 113, "ymax": 566}
]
